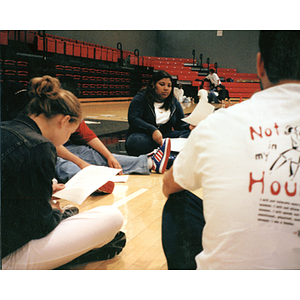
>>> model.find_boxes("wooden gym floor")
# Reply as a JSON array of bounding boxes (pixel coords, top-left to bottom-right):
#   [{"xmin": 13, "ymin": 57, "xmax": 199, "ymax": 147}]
[{"xmin": 57, "ymin": 100, "xmax": 203, "ymax": 270}]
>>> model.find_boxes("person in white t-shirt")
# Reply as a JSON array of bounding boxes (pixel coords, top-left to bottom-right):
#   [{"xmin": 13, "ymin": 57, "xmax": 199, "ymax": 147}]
[
  {"xmin": 197, "ymin": 89, "xmax": 209, "ymax": 103},
  {"xmin": 174, "ymin": 83, "xmax": 184, "ymax": 103},
  {"xmin": 161, "ymin": 30, "xmax": 300, "ymax": 270},
  {"xmin": 206, "ymin": 69, "xmax": 221, "ymax": 89}
]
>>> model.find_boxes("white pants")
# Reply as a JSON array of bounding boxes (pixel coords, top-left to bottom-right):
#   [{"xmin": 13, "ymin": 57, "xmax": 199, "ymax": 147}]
[{"xmin": 2, "ymin": 206, "xmax": 124, "ymax": 270}]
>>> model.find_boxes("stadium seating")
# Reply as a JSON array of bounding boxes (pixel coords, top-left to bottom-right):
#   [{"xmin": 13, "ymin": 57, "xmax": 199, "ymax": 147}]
[{"xmin": 1, "ymin": 30, "xmax": 260, "ymax": 100}]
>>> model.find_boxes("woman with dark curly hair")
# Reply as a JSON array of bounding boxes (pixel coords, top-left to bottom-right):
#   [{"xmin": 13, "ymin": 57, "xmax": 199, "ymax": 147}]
[{"xmin": 125, "ymin": 71, "xmax": 192, "ymax": 157}]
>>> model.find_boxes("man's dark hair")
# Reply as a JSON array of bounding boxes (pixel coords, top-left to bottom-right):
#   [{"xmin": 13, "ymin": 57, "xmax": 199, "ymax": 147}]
[{"xmin": 259, "ymin": 30, "xmax": 300, "ymax": 84}]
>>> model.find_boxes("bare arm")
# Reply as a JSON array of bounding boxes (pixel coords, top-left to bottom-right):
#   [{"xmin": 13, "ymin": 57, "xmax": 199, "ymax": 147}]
[{"xmin": 162, "ymin": 166, "xmax": 185, "ymax": 197}]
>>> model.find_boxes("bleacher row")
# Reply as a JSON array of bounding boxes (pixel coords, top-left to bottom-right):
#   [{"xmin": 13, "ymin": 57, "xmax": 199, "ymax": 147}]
[
  {"xmin": 1, "ymin": 30, "xmax": 260, "ymax": 100},
  {"xmin": 0, "ymin": 30, "xmax": 154, "ymax": 99},
  {"xmin": 150, "ymin": 57, "xmax": 260, "ymax": 99},
  {"xmin": 0, "ymin": 30, "xmax": 151, "ymax": 67}
]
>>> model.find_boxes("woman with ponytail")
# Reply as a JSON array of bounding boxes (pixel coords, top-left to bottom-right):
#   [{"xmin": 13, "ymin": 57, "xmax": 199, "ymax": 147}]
[{"xmin": 1, "ymin": 76, "xmax": 125, "ymax": 269}]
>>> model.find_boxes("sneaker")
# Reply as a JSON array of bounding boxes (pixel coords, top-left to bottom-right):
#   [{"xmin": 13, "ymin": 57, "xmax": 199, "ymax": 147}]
[
  {"xmin": 151, "ymin": 138, "xmax": 171, "ymax": 174},
  {"xmin": 56, "ymin": 231, "xmax": 126, "ymax": 268},
  {"xmin": 62, "ymin": 205, "xmax": 79, "ymax": 220},
  {"xmin": 166, "ymin": 154, "xmax": 177, "ymax": 170},
  {"xmin": 96, "ymin": 180, "xmax": 115, "ymax": 194}
]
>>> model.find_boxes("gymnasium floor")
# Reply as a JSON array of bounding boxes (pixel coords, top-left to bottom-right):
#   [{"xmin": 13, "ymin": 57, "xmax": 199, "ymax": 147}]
[{"xmin": 57, "ymin": 100, "xmax": 204, "ymax": 270}]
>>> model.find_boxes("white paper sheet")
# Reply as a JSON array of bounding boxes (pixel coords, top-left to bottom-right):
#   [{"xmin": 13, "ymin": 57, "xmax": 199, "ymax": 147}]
[
  {"xmin": 182, "ymin": 99, "xmax": 215, "ymax": 126},
  {"xmin": 170, "ymin": 138, "xmax": 187, "ymax": 152},
  {"xmin": 112, "ymin": 175, "xmax": 129, "ymax": 183},
  {"xmin": 53, "ymin": 165, "xmax": 121, "ymax": 204}
]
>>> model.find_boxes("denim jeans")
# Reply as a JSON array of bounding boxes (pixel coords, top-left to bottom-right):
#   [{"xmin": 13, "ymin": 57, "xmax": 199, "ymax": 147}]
[
  {"xmin": 125, "ymin": 130, "xmax": 191, "ymax": 156},
  {"xmin": 208, "ymin": 91, "xmax": 219, "ymax": 103},
  {"xmin": 55, "ymin": 144, "xmax": 150, "ymax": 183},
  {"xmin": 162, "ymin": 190, "xmax": 205, "ymax": 270}
]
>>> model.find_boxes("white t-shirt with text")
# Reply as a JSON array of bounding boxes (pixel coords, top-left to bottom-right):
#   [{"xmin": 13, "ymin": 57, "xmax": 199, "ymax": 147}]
[{"xmin": 173, "ymin": 83, "xmax": 300, "ymax": 269}]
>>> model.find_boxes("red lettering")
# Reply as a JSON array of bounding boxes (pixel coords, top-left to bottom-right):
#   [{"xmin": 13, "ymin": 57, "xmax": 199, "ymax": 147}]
[
  {"xmin": 274, "ymin": 123, "xmax": 279, "ymax": 135},
  {"xmin": 250, "ymin": 126, "xmax": 262, "ymax": 140},
  {"xmin": 285, "ymin": 182, "xmax": 297, "ymax": 197},
  {"xmin": 249, "ymin": 172, "xmax": 265, "ymax": 193},
  {"xmin": 250, "ymin": 123, "xmax": 280, "ymax": 140},
  {"xmin": 270, "ymin": 181, "xmax": 281, "ymax": 195},
  {"xmin": 265, "ymin": 128, "xmax": 272, "ymax": 137}
]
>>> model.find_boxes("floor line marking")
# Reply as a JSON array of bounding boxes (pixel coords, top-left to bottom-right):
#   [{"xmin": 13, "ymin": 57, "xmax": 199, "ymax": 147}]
[{"xmin": 113, "ymin": 188, "xmax": 148, "ymax": 208}]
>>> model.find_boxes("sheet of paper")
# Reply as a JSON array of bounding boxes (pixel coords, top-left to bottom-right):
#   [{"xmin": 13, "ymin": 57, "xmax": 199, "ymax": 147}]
[
  {"xmin": 170, "ymin": 138, "xmax": 187, "ymax": 152},
  {"xmin": 53, "ymin": 165, "xmax": 121, "ymax": 204},
  {"xmin": 182, "ymin": 99, "xmax": 215, "ymax": 126},
  {"xmin": 113, "ymin": 175, "xmax": 129, "ymax": 183}
]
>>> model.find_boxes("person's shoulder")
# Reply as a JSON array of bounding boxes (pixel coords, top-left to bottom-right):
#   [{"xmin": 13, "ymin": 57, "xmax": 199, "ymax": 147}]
[{"xmin": 133, "ymin": 90, "xmax": 146, "ymax": 99}]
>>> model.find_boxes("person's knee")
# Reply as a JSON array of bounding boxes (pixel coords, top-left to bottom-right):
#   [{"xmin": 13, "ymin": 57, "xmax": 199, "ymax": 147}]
[
  {"xmin": 163, "ymin": 190, "xmax": 190, "ymax": 216},
  {"xmin": 85, "ymin": 206, "xmax": 124, "ymax": 233},
  {"xmin": 126, "ymin": 133, "xmax": 157, "ymax": 156}
]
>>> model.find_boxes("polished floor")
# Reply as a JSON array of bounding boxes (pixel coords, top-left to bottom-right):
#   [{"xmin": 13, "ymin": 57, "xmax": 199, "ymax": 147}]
[{"xmin": 57, "ymin": 100, "xmax": 203, "ymax": 270}]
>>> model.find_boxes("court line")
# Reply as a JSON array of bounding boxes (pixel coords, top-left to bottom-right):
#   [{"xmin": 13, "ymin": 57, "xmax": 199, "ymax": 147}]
[{"xmin": 113, "ymin": 188, "xmax": 148, "ymax": 208}]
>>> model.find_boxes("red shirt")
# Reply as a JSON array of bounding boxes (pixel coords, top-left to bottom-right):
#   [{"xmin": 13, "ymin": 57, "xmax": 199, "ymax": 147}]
[{"xmin": 69, "ymin": 120, "xmax": 97, "ymax": 145}]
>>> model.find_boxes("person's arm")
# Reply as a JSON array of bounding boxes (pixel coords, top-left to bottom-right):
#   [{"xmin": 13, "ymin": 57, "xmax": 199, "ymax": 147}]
[
  {"xmin": 128, "ymin": 93, "xmax": 158, "ymax": 137},
  {"xmin": 162, "ymin": 166, "xmax": 185, "ymax": 198},
  {"xmin": 87, "ymin": 138, "xmax": 123, "ymax": 174},
  {"xmin": 56, "ymin": 144, "xmax": 90, "ymax": 169},
  {"xmin": 25, "ymin": 143, "xmax": 63, "ymax": 238}
]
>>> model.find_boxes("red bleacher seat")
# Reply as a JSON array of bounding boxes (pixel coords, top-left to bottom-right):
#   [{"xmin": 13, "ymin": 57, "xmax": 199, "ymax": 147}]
[
  {"xmin": 87, "ymin": 45, "xmax": 95, "ymax": 59},
  {"xmin": 0, "ymin": 31, "xmax": 8, "ymax": 45},
  {"xmin": 95, "ymin": 46, "xmax": 102, "ymax": 60},
  {"xmin": 36, "ymin": 35, "xmax": 44, "ymax": 51},
  {"xmin": 56, "ymin": 39, "xmax": 64, "ymax": 54},
  {"xmin": 65, "ymin": 41, "xmax": 74, "ymax": 56},
  {"xmin": 19, "ymin": 31, "xmax": 36, "ymax": 44},
  {"xmin": 73, "ymin": 43, "xmax": 81, "ymax": 57},
  {"xmin": 17, "ymin": 61, "xmax": 28, "ymax": 68},
  {"xmin": 8, "ymin": 31, "xmax": 16, "ymax": 41},
  {"xmin": 223, "ymin": 82, "xmax": 260, "ymax": 88},
  {"xmin": 80, "ymin": 43, "xmax": 88, "ymax": 58},
  {"xmin": 46, "ymin": 37, "xmax": 56, "ymax": 53},
  {"xmin": 107, "ymin": 49, "xmax": 113, "ymax": 61},
  {"xmin": 101, "ymin": 47, "xmax": 108, "ymax": 61}
]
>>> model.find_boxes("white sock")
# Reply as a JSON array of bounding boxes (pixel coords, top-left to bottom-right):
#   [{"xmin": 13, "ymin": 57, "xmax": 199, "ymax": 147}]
[{"xmin": 148, "ymin": 157, "xmax": 153, "ymax": 170}]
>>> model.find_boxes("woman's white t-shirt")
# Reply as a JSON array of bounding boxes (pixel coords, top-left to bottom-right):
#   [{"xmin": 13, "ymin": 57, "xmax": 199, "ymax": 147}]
[{"xmin": 154, "ymin": 102, "xmax": 170, "ymax": 125}]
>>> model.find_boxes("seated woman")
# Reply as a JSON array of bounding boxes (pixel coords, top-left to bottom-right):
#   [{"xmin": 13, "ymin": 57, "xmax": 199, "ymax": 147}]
[
  {"xmin": 125, "ymin": 70, "xmax": 193, "ymax": 157},
  {"xmin": 1, "ymin": 75, "xmax": 125, "ymax": 269}
]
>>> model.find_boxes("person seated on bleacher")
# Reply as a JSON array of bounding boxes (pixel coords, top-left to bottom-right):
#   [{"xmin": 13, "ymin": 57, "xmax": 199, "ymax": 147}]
[
  {"xmin": 198, "ymin": 69, "xmax": 221, "ymax": 98},
  {"xmin": 125, "ymin": 70, "xmax": 193, "ymax": 157},
  {"xmin": 208, "ymin": 84, "xmax": 230, "ymax": 104},
  {"xmin": 206, "ymin": 68, "xmax": 221, "ymax": 89}
]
